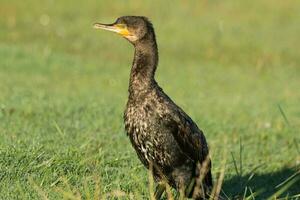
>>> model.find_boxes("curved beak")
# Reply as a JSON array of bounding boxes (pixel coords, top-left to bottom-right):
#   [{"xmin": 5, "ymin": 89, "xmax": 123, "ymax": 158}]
[{"xmin": 93, "ymin": 22, "xmax": 131, "ymax": 36}]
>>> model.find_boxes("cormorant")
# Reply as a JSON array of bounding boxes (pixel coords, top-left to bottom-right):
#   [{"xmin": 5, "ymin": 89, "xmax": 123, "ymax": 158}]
[{"xmin": 94, "ymin": 16, "xmax": 212, "ymax": 199}]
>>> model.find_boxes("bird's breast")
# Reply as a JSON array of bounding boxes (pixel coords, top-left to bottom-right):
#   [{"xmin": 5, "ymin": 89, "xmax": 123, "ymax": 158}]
[
  {"xmin": 124, "ymin": 104, "xmax": 158, "ymax": 147},
  {"xmin": 123, "ymin": 103, "xmax": 186, "ymax": 168}
]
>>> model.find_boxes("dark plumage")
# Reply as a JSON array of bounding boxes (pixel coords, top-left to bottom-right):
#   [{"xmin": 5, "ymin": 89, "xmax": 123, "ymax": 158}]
[{"xmin": 94, "ymin": 16, "xmax": 212, "ymax": 199}]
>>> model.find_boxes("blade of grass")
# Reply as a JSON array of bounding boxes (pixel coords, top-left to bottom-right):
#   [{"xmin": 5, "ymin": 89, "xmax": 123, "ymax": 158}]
[
  {"xmin": 53, "ymin": 120, "xmax": 65, "ymax": 137},
  {"xmin": 230, "ymin": 152, "xmax": 240, "ymax": 177},
  {"xmin": 275, "ymin": 170, "xmax": 300, "ymax": 188},
  {"xmin": 211, "ymin": 151, "xmax": 226, "ymax": 200},
  {"xmin": 240, "ymin": 137, "xmax": 243, "ymax": 178},
  {"xmin": 277, "ymin": 104, "xmax": 290, "ymax": 127},
  {"xmin": 245, "ymin": 187, "xmax": 263, "ymax": 200},
  {"xmin": 93, "ymin": 175, "xmax": 102, "ymax": 200},
  {"xmin": 148, "ymin": 163, "xmax": 155, "ymax": 200},
  {"xmin": 243, "ymin": 186, "xmax": 248, "ymax": 199},
  {"xmin": 267, "ymin": 174, "xmax": 300, "ymax": 200},
  {"xmin": 28, "ymin": 176, "xmax": 49, "ymax": 200},
  {"xmin": 165, "ymin": 182, "xmax": 174, "ymax": 200},
  {"xmin": 83, "ymin": 178, "xmax": 91, "ymax": 200},
  {"xmin": 293, "ymin": 139, "xmax": 300, "ymax": 155}
]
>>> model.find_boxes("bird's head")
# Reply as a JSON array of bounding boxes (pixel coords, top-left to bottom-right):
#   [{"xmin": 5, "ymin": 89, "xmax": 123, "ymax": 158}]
[{"xmin": 93, "ymin": 16, "xmax": 154, "ymax": 44}]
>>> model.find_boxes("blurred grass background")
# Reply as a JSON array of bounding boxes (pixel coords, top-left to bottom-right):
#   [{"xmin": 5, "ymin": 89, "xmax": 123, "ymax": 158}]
[{"xmin": 0, "ymin": 0, "xmax": 299, "ymax": 199}]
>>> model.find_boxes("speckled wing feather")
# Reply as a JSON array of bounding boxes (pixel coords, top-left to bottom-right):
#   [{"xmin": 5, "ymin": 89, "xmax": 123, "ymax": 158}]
[
  {"xmin": 165, "ymin": 108, "xmax": 210, "ymax": 164},
  {"xmin": 164, "ymin": 107, "xmax": 213, "ymax": 191}
]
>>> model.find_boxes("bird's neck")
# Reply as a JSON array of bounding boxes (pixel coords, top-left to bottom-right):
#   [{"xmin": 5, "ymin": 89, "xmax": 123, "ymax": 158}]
[{"xmin": 128, "ymin": 36, "xmax": 158, "ymax": 96}]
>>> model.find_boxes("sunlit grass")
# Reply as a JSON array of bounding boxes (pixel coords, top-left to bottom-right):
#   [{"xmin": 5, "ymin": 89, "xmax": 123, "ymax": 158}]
[{"xmin": 0, "ymin": 0, "xmax": 299, "ymax": 199}]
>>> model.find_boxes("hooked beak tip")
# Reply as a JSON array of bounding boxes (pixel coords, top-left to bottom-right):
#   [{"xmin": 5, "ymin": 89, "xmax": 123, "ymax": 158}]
[{"xmin": 93, "ymin": 23, "xmax": 103, "ymax": 29}]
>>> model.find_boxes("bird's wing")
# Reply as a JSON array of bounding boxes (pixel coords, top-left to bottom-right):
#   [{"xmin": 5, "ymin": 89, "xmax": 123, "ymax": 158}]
[
  {"xmin": 164, "ymin": 108, "xmax": 213, "ymax": 196},
  {"xmin": 164, "ymin": 108, "xmax": 210, "ymax": 163}
]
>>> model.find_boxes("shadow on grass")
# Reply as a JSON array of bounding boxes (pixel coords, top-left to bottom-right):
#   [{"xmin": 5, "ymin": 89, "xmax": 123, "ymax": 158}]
[{"xmin": 222, "ymin": 167, "xmax": 300, "ymax": 199}]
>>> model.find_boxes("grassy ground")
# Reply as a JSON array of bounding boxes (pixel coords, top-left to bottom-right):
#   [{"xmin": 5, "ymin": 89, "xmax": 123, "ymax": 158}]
[{"xmin": 0, "ymin": 0, "xmax": 300, "ymax": 199}]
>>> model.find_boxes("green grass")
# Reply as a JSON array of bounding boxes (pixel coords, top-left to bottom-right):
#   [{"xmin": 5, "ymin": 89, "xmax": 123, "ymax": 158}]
[{"xmin": 0, "ymin": 0, "xmax": 300, "ymax": 199}]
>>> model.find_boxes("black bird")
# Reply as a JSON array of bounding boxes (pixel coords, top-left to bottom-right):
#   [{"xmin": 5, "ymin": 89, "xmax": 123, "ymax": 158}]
[{"xmin": 94, "ymin": 16, "xmax": 212, "ymax": 199}]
